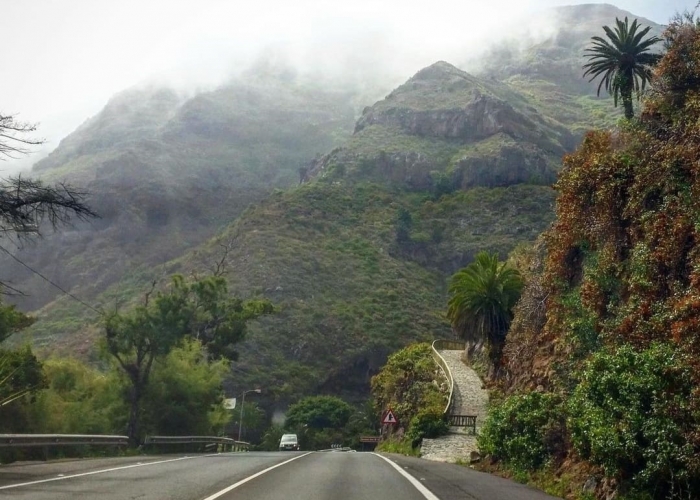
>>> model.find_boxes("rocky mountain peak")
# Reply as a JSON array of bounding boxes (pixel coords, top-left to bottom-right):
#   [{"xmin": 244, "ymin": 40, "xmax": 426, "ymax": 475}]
[{"xmin": 409, "ymin": 61, "xmax": 471, "ymax": 82}]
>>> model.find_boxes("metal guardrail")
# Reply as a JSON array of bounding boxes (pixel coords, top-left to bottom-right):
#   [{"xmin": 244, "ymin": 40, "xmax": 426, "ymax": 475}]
[
  {"xmin": 0, "ymin": 434, "xmax": 250, "ymax": 452},
  {"xmin": 144, "ymin": 436, "xmax": 250, "ymax": 451},
  {"xmin": 431, "ymin": 339, "xmax": 465, "ymax": 414},
  {"xmin": 0, "ymin": 434, "xmax": 129, "ymax": 447}
]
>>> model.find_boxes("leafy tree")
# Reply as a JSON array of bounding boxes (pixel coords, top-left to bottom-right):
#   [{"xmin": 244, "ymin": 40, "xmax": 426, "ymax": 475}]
[
  {"xmin": 447, "ymin": 251, "xmax": 522, "ymax": 375},
  {"xmin": 258, "ymin": 424, "xmax": 285, "ymax": 451},
  {"xmin": 583, "ymin": 17, "xmax": 661, "ymax": 119},
  {"xmin": 0, "ymin": 346, "xmax": 45, "ymax": 415},
  {"xmin": 284, "ymin": 396, "xmax": 353, "ymax": 429},
  {"xmin": 284, "ymin": 395, "xmax": 353, "ymax": 430},
  {"xmin": 230, "ymin": 401, "xmax": 266, "ymax": 442},
  {"xmin": 103, "ymin": 275, "xmax": 272, "ymax": 444},
  {"xmin": 0, "ymin": 303, "xmax": 43, "ymax": 410},
  {"xmin": 141, "ymin": 339, "xmax": 231, "ymax": 437},
  {"xmin": 284, "ymin": 396, "xmax": 354, "ymax": 451},
  {"xmin": 0, "ymin": 303, "xmax": 34, "ymax": 344},
  {"xmin": 23, "ymin": 358, "xmax": 126, "ymax": 435}
]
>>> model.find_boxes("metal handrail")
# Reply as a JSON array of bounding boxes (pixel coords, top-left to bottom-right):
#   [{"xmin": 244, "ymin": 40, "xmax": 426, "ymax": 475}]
[
  {"xmin": 0, "ymin": 434, "xmax": 128, "ymax": 447},
  {"xmin": 430, "ymin": 339, "xmax": 466, "ymax": 414}
]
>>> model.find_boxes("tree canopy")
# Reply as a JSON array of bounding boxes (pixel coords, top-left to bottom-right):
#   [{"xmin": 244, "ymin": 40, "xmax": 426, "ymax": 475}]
[
  {"xmin": 103, "ymin": 274, "xmax": 272, "ymax": 443},
  {"xmin": 583, "ymin": 17, "xmax": 661, "ymax": 119},
  {"xmin": 284, "ymin": 395, "xmax": 353, "ymax": 430},
  {"xmin": 447, "ymin": 251, "xmax": 522, "ymax": 373}
]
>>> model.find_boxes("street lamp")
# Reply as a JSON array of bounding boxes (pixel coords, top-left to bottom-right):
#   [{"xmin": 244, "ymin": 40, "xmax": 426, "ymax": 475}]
[{"xmin": 238, "ymin": 388, "xmax": 262, "ymax": 442}]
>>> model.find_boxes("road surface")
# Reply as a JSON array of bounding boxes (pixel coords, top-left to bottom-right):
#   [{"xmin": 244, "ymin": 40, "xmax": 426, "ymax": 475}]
[{"xmin": 0, "ymin": 451, "xmax": 560, "ymax": 499}]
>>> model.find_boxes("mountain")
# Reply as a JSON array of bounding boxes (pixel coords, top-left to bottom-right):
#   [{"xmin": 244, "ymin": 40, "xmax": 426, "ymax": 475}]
[
  {"xmin": 3, "ymin": 4, "xmax": 663, "ymax": 405},
  {"xmin": 2, "ymin": 74, "xmax": 360, "ymax": 316},
  {"xmin": 307, "ymin": 61, "xmax": 574, "ymax": 191},
  {"xmin": 30, "ymin": 61, "xmax": 558, "ymax": 405}
]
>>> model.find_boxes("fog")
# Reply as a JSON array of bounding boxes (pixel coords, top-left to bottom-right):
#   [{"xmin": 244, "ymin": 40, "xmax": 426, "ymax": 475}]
[{"xmin": 1, "ymin": 0, "xmax": 693, "ymax": 173}]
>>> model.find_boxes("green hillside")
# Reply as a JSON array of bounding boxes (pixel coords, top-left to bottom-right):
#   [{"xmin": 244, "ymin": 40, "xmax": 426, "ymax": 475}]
[{"xmin": 3, "ymin": 4, "xmax": 663, "ymax": 407}]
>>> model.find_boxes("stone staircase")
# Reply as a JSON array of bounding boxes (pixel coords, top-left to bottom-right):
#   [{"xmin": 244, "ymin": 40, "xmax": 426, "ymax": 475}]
[{"xmin": 421, "ymin": 346, "xmax": 489, "ymax": 462}]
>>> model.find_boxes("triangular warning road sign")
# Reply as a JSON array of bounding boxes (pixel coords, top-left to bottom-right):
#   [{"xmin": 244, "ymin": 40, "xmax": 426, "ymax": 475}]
[{"xmin": 382, "ymin": 409, "xmax": 398, "ymax": 425}]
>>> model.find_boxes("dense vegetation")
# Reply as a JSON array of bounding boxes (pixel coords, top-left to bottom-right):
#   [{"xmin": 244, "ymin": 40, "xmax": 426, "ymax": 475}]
[
  {"xmin": 371, "ymin": 343, "xmax": 448, "ymax": 452},
  {"xmin": 481, "ymin": 16, "xmax": 700, "ymax": 499}
]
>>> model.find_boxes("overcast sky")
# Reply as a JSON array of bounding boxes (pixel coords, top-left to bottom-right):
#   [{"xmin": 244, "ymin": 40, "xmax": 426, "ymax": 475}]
[{"xmin": 1, "ymin": 0, "xmax": 694, "ymax": 172}]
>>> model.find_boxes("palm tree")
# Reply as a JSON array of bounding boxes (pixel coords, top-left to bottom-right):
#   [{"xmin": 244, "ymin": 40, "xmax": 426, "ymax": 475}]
[
  {"xmin": 583, "ymin": 17, "xmax": 661, "ymax": 119},
  {"xmin": 447, "ymin": 252, "xmax": 522, "ymax": 375}
]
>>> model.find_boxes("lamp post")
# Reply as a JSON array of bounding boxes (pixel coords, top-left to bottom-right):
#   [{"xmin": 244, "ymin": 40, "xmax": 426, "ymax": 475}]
[{"xmin": 238, "ymin": 388, "xmax": 261, "ymax": 442}]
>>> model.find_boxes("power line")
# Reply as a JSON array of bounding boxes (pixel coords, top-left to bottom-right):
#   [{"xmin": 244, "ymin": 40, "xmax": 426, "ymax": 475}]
[{"xmin": 0, "ymin": 243, "xmax": 102, "ymax": 315}]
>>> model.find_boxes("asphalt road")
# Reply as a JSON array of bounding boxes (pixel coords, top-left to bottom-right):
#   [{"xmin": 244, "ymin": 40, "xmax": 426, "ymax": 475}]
[{"xmin": 0, "ymin": 451, "xmax": 561, "ymax": 499}]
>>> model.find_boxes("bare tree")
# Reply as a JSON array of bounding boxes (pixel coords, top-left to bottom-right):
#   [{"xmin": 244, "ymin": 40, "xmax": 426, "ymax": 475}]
[
  {"xmin": 0, "ymin": 176, "xmax": 97, "ymax": 237},
  {"xmin": 0, "ymin": 114, "xmax": 43, "ymax": 160},
  {"xmin": 0, "ymin": 112, "xmax": 97, "ymax": 239},
  {"xmin": 0, "ymin": 111, "xmax": 97, "ymax": 297}
]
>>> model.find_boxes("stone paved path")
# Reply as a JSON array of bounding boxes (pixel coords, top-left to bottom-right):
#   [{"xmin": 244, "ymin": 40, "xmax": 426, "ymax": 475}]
[{"xmin": 421, "ymin": 348, "xmax": 489, "ymax": 462}]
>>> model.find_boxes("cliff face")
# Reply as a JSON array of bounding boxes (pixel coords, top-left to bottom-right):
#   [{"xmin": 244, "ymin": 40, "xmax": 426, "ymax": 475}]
[
  {"xmin": 356, "ymin": 62, "xmax": 567, "ymax": 152},
  {"xmin": 307, "ymin": 62, "xmax": 571, "ymax": 191}
]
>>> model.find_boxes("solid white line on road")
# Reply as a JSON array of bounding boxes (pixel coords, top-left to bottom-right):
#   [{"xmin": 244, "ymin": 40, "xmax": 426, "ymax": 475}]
[
  {"xmin": 0, "ymin": 456, "xmax": 198, "ymax": 490},
  {"xmin": 372, "ymin": 453, "xmax": 440, "ymax": 500},
  {"xmin": 201, "ymin": 452, "xmax": 313, "ymax": 500}
]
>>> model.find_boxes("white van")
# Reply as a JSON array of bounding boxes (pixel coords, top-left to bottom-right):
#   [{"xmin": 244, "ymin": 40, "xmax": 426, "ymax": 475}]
[{"xmin": 278, "ymin": 433, "xmax": 299, "ymax": 451}]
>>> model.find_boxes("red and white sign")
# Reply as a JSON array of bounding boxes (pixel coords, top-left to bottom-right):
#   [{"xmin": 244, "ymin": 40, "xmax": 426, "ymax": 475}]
[{"xmin": 382, "ymin": 409, "xmax": 398, "ymax": 425}]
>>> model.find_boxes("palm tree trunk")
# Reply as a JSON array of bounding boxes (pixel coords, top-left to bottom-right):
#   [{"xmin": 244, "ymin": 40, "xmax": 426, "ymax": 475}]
[{"xmin": 622, "ymin": 93, "xmax": 634, "ymax": 119}]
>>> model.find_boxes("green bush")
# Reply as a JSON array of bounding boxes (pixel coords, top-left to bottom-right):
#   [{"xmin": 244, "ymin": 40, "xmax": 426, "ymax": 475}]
[
  {"xmin": 478, "ymin": 391, "xmax": 565, "ymax": 470},
  {"xmin": 371, "ymin": 343, "xmax": 448, "ymax": 427},
  {"xmin": 567, "ymin": 343, "xmax": 698, "ymax": 497},
  {"xmin": 406, "ymin": 409, "xmax": 449, "ymax": 444}
]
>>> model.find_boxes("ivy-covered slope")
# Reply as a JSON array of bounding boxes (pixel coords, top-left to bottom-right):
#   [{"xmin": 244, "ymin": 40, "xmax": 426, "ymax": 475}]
[{"xmin": 497, "ymin": 21, "xmax": 700, "ymax": 498}]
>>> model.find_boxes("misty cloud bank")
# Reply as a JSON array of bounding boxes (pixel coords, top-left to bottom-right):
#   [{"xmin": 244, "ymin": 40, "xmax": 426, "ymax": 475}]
[{"xmin": 1, "ymin": 0, "xmax": 683, "ymax": 173}]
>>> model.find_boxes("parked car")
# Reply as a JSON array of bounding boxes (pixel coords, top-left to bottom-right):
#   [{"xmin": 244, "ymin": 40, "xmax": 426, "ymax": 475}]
[{"xmin": 278, "ymin": 433, "xmax": 299, "ymax": 451}]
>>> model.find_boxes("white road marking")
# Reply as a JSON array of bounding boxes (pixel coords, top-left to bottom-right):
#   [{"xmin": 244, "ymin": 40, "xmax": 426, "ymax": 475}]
[
  {"xmin": 201, "ymin": 452, "xmax": 313, "ymax": 500},
  {"xmin": 0, "ymin": 456, "xmax": 199, "ymax": 490},
  {"xmin": 372, "ymin": 454, "xmax": 440, "ymax": 500}
]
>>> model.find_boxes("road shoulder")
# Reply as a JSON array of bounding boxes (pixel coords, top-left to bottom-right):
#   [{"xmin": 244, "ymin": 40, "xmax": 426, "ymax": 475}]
[{"xmin": 381, "ymin": 453, "xmax": 561, "ymax": 500}]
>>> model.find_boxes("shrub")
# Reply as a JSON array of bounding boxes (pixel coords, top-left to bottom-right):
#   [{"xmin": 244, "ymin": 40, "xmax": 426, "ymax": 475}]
[
  {"xmin": 406, "ymin": 409, "xmax": 449, "ymax": 444},
  {"xmin": 567, "ymin": 343, "xmax": 699, "ymax": 497},
  {"xmin": 478, "ymin": 391, "xmax": 566, "ymax": 470}
]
